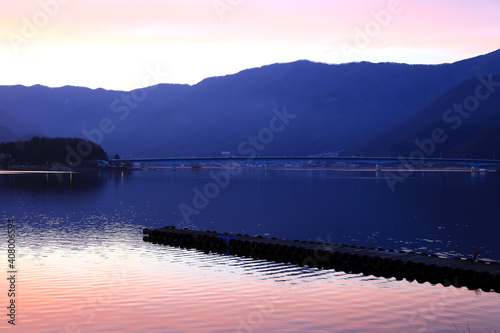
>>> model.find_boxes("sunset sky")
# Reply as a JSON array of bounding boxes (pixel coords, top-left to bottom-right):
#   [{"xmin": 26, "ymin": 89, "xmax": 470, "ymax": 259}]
[{"xmin": 1, "ymin": 0, "xmax": 499, "ymax": 91}]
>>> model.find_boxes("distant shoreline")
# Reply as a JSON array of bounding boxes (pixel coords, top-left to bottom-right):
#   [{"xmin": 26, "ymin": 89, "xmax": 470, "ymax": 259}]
[
  {"xmin": 133, "ymin": 165, "xmax": 500, "ymax": 173},
  {"xmin": 0, "ymin": 170, "xmax": 74, "ymax": 175},
  {"xmin": 0, "ymin": 164, "xmax": 99, "ymax": 173},
  {"xmin": 1, "ymin": 165, "xmax": 498, "ymax": 174}
]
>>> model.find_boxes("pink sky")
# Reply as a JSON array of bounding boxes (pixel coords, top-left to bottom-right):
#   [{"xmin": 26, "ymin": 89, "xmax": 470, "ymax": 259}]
[{"xmin": 1, "ymin": 0, "xmax": 499, "ymax": 90}]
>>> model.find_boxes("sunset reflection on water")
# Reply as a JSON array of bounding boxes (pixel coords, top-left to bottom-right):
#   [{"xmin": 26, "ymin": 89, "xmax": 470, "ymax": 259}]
[
  {"xmin": 2, "ymin": 232, "xmax": 499, "ymax": 332},
  {"xmin": 1, "ymin": 170, "xmax": 500, "ymax": 332}
]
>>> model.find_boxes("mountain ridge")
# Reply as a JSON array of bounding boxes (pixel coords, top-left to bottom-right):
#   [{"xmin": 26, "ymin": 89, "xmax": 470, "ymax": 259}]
[
  {"xmin": 1, "ymin": 48, "xmax": 500, "ymax": 157},
  {"xmin": 346, "ymin": 74, "xmax": 500, "ymax": 158}
]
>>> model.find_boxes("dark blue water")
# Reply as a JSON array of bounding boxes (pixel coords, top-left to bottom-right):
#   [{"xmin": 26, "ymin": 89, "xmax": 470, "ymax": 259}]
[{"xmin": 1, "ymin": 168, "xmax": 500, "ymax": 260}]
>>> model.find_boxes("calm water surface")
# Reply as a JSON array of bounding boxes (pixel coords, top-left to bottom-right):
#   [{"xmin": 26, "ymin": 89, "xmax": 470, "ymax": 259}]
[{"xmin": 1, "ymin": 168, "xmax": 499, "ymax": 332}]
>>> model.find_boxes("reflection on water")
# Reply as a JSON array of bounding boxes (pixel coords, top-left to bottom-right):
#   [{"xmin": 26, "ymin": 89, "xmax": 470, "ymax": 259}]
[
  {"xmin": 1, "ymin": 169, "xmax": 500, "ymax": 332},
  {"xmin": 0, "ymin": 170, "xmax": 116, "ymax": 192},
  {"xmin": 4, "ymin": 225, "xmax": 500, "ymax": 332}
]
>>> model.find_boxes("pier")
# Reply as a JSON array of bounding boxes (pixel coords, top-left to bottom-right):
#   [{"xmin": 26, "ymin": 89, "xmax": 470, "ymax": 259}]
[{"xmin": 143, "ymin": 227, "xmax": 500, "ymax": 293}]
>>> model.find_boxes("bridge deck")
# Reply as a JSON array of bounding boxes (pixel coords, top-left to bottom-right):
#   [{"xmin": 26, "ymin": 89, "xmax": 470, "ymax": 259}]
[{"xmin": 109, "ymin": 156, "xmax": 500, "ymax": 169}]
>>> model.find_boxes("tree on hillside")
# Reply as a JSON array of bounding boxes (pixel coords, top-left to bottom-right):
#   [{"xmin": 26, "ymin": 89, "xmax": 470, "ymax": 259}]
[{"xmin": 0, "ymin": 136, "xmax": 108, "ymax": 165}]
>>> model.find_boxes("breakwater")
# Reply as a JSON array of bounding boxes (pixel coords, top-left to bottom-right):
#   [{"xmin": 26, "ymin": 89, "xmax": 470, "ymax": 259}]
[{"xmin": 143, "ymin": 226, "xmax": 500, "ymax": 293}]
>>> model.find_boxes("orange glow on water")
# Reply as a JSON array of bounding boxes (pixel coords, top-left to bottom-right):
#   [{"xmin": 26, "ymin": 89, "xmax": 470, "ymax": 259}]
[{"xmin": 2, "ymin": 243, "xmax": 500, "ymax": 332}]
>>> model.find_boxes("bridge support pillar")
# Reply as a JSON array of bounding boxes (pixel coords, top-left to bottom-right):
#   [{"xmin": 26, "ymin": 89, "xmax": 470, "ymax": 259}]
[
  {"xmin": 265, "ymin": 163, "xmax": 270, "ymax": 171},
  {"xmin": 172, "ymin": 164, "xmax": 177, "ymax": 171}
]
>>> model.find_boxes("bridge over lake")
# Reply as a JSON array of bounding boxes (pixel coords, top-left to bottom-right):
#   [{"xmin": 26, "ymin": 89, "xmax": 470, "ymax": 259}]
[{"xmin": 106, "ymin": 156, "xmax": 500, "ymax": 173}]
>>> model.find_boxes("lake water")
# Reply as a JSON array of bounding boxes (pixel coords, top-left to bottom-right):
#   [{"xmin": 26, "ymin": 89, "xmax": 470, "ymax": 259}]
[{"xmin": 1, "ymin": 168, "xmax": 500, "ymax": 332}]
